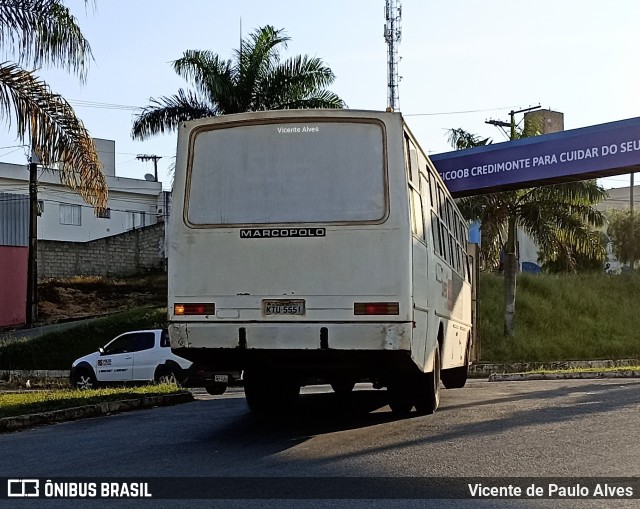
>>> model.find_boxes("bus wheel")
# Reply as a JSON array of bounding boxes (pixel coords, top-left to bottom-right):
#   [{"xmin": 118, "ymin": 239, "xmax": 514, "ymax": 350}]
[
  {"xmin": 330, "ymin": 379, "xmax": 356, "ymax": 395},
  {"xmin": 244, "ymin": 371, "xmax": 300, "ymax": 413},
  {"xmin": 441, "ymin": 340, "xmax": 469, "ymax": 389},
  {"xmin": 387, "ymin": 377, "xmax": 414, "ymax": 416},
  {"xmin": 414, "ymin": 346, "xmax": 441, "ymax": 415}
]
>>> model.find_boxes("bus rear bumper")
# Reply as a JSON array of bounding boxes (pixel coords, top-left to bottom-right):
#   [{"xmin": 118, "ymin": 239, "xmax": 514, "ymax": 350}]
[{"xmin": 169, "ymin": 321, "xmax": 412, "ymax": 352}]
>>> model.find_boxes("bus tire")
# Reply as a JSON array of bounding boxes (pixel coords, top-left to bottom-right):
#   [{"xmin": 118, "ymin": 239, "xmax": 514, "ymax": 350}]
[
  {"xmin": 441, "ymin": 340, "xmax": 469, "ymax": 389},
  {"xmin": 388, "ymin": 377, "xmax": 414, "ymax": 416},
  {"xmin": 330, "ymin": 380, "xmax": 356, "ymax": 395},
  {"xmin": 205, "ymin": 383, "xmax": 228, "ymax": 395},
  {"xmin": 244, "ymin": 371, "xmax": 300, "ymax": 413},
  {"xmin": 414, "ymin": 345, "xmax": 441, "ymax": 415}
]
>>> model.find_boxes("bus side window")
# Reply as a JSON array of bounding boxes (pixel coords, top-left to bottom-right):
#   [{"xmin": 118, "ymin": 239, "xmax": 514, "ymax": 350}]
[
  {"xmin": 419, "ymin": 175, "xmax": 430, "ymax": 245},
  {"xmin": 420, "ymin": 174, "xmax": 430, "ymax": 209},
  {"xmin": 404, "ymin": 135, "xmax": 419, "ymax": 184},
  {"xmin": 440, "ymin": 219, "xmax": 449, "ymax": 262},
  {"xmin": 448, "ymin": 235, "xmax": 456, "ymax": 271},
  {"xmin": 437, "ymin": 186, "xmax": 446, "ymax": 221},
  {"xmin": 431, "ymin": 211, "xmax": 442, "ymax": 257},
  {"xmin": 427, "ymin": 169, "xmax": 436, "ymax": 209},
  {"xmin": 445, "ymin": 199, "xmax": 455, "ymax": 234},
  {"xmin": 410, "ymin": 188, "xmax": 424, "ymax": 241}
]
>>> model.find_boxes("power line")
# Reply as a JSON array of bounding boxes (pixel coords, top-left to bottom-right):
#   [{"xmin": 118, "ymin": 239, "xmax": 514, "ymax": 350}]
[
  {"xmin": 404, "ymin": 105, "xmax": 523, "ymax": 117},
  {"xmin": 68, "ymin": 99, "xmax": 139, "ymax": 111}
]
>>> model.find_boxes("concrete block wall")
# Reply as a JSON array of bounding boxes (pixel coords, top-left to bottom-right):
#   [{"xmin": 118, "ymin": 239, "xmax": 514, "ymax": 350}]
[{"xmin": 38, "ymin": 223, "xmax": 165, "ymax": 279}]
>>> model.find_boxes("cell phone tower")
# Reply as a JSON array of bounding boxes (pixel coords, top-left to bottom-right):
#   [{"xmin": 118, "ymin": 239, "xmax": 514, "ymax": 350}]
[{"xmin": 384, "ymin": 0, "xmax": 402, "ymax": 111}]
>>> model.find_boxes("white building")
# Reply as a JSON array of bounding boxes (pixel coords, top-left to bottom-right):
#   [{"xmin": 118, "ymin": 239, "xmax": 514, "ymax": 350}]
[{"xmin": 0, "ymin": 139, "xmax": 170, "ymax": 242}]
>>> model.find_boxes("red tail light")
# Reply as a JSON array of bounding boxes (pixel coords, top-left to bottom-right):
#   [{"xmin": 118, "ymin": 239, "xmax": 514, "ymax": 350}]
[
  {"xmin": 354, "ymin": 302, "xmax": 399, "ymax": 315},
  {"xmin": 174, "ymin": 303, "xmax": 215, "ymax": 316}
]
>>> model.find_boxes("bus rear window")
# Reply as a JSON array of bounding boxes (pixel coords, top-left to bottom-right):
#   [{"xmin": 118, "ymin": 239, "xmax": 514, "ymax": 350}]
[{"xmin": 186, "ymin": 121, "xmax": 386, "ymax": 225}]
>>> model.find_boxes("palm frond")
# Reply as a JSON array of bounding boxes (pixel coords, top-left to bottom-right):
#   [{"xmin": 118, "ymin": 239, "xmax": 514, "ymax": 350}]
[
  {"xmin": 132, "ymin": 89, "xmax": 216, "ymax": 140},
  {"xmin": 0, "ymin": 62, "xmax": 106, "ymax": 209},
  {"xmin": 0, "ymin": 0, "xmax": 93, "ymax": 81},
  {"xmin": 172, "ymin": 50, "xmax": 236, "ymax": 112},
  {"xmin": 133, "ymin": 25, "xmax": 344, "ymax": 140},
  {"xmin": 234, "ymin": 25, "xmax": 289, "ymax": 111},
  {"xmin": 446, "ymin": 128, "xmax": 491, "ymax": 150},
  {"xmin": 261, "ymin": 55, "xmax": 342, "ymax": 109},
  {"xmin": 279, "ymin": 90, "xmax": 345, "ymax": 110}
]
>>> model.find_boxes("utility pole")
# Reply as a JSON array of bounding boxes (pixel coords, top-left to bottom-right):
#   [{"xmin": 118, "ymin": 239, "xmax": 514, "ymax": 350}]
[
  {"xmin": 26, "ymin": 154, "xmax": 38, "ymax": 325},
  {"xmin": 136, "ymin": 154, "xmax": 162, "ymax": 182},
  {"xmin": 486, "ymin": 105, "xmax": 541, "ymax": 140},
  {"xmin": 485, "ymin": 105, "xmax": 540, "ymax": 337}
]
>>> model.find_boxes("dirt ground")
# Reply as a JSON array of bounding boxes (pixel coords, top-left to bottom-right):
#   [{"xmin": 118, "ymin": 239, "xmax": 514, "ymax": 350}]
[{"xmin": 36, "ymin": 273, "xmax": 167, "ymax": 324}]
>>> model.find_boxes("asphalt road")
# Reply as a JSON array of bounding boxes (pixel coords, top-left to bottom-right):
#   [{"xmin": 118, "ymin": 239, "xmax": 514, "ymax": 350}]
[{"xmin": 0, "ymin": 379, "xmax": 638, "ymax": 509}]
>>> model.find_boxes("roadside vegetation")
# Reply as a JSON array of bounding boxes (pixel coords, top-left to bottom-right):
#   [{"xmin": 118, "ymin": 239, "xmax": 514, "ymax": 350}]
[
  {"xmin": 0, "ymin": 307, "xmax": 166, "ymax": 371},
  {"xmin": 519, "ymin": 366, "xmax": 640, "ymax": 375},
  {"xmin": 2, "ymin": 271, "xmax": 639, "ymax": 371},
  {"xmin": 0, "ymin": 384, "xmax": 180, "ymax": 419},
  {"xmin": 479, "ymin": 271, "xmax": 640, "ymax": 362},
  {"xmin": 448, "ymin": 126, "xmax": 607, "ymax": 337}
]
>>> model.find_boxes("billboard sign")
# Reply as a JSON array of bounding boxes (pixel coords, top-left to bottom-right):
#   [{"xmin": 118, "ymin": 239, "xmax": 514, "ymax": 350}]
[{"xmin": 430, "ymin": 117, "xmax": 640, "ymax": 197}]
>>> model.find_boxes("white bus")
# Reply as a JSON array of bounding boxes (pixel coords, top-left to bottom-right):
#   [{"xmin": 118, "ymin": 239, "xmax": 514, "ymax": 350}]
[{"xmin": 168, "ymin": 109, "xmax": 474, "ymax": 414}]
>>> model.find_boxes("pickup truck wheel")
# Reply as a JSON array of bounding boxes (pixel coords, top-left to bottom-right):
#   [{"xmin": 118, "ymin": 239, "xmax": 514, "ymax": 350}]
[
  {"xmin": 72, "ymin": 367, "xmax": 97, "ymax": 390},
  {"xmin": 154, "ymin": 366, "xmax": 177, "ymax": 385}
]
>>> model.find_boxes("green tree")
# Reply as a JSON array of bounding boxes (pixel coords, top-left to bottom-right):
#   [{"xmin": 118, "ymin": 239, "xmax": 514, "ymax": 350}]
[
  {"xmin": 0, "ymin": 0, "xmax": 107, "ymax": 209},
  {"xmin": 606, "ymin": 209, "xmax": 640, "ymax": 266},
  {"xmin": 537, "ymin": 231, "xmax": 608, "ymax": 273},
  {"xmin": 132, "ymin": 25, "xmax": 345, "ymax": 140},
  {"xmin": 448, "ymin": 127, "xmax": 607, "ymax": 336}
]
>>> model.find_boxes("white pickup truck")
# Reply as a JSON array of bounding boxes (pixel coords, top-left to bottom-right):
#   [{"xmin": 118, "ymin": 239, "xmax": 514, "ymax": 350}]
[{"xmin": 70, "ymin": 329, "xmax": 238, "ymax": 394}]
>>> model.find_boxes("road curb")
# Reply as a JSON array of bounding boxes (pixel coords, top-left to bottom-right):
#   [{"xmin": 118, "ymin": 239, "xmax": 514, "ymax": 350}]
[
  {"xmin": 0, "ymin": 392, "xmax": 194, "ymax": 434},
  {"xmin": 470, "ymin": 358, "xmax": 640, "ymax": 378},
  {"xmin": 489, "ymin": 370, "xmax": 640, "ymax": 382}
]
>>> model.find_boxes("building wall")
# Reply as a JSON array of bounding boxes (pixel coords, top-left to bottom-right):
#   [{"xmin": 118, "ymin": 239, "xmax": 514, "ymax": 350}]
[
  {"xmin": 38, "ymin": 223, "xmax": 165, "ymax": 279},
  {"xmin": 0, "ymin": 246, "xmax": 28, "ymax": 327},
  {"xmin": 524, "ymin": 109, "xmax": 565, "ymax": 134},
  {"xmin": 0, "ymin": 137, "xmax": 166, "ymax": 243},
  {"xmin": 596, "ymin": 185, "xmax": 640, "ymax": 212},
  {"xmin": 0, "ymin": 192, "xmax": 28, "ymax": 326}
]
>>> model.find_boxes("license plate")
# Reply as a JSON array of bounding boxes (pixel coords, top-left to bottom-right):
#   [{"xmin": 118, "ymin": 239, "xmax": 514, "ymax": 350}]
[
  {"xmin": 214, "ymin": 375, "xmax": 228, "ymax": 383},
  {"xmin": 262, "ymin": 299, "xmax": 306, "ymax": 316}
]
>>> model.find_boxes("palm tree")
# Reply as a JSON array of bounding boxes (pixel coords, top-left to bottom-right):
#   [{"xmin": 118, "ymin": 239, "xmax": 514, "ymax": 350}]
[
  {"xmin": 132, "ymin": 25, "xmax": 345, "ymax": 140},
  {"xmin": 447, "ymin": 127, "xmax": 607, "ymax": 336},
  {"xmin": 0, "ymin": 0, "xmax": 107, "ymax": 209}
]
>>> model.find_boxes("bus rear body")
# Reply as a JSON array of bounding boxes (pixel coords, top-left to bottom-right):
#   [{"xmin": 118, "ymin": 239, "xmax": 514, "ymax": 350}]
[{"xmin": 169, "ymin": 109, "xmax": 473, "ymax": 413}]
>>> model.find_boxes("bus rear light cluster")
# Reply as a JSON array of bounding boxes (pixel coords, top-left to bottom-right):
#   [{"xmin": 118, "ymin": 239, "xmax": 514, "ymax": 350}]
[
  {"xmin": 354, "ymin": 302, "xmax": 399, "ymax": 315},
  {"xmin": 174, "ymin": 303, "xmax": 216, "ymax": 316}
]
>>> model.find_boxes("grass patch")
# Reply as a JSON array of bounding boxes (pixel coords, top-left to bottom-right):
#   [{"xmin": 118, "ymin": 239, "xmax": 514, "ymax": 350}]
[
  {"xmin": 480, "ymin": 271, "xmax": 640, "ymax": 363},
  {"xmin": 523, "ymin": 365, "xmax": 640, "ymax": 375},
  {"xmin": 3, "ymin": 271, "xmax": 640, "ymax": 369},
  {"xmin": 0, "ymin": 384, "xmax": 181, "ymax": 419},
  {"xmin": 0, "ymin": 307, "xmax": 167, "ymax": 371}
]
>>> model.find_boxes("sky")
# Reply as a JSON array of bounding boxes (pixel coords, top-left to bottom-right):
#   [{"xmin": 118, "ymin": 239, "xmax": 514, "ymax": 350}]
[{"xmin": 1, "ymin": 0, "xmax": 640, "ymax": 190}]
